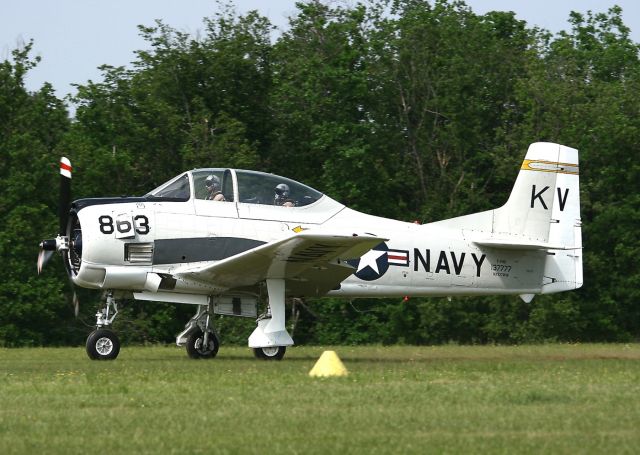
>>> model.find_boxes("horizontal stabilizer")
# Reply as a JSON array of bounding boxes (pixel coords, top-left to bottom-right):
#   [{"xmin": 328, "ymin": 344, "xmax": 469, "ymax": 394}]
[{"xmin": 472, "ymin": 238, "xmax": 581, "ymax": 251}]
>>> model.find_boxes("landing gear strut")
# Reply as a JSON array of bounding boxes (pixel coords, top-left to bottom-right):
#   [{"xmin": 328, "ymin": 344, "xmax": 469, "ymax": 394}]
[
  {"xmin": 86, "ymin": 291, "xmax": 120, "ymax": 360},
  {"xmin": 177, "ymin": 299, "xmax": 219, "ymax": 359},
  {"xmin": 248, "ymin": 279, "xmax": 293, "ymax": 360}
]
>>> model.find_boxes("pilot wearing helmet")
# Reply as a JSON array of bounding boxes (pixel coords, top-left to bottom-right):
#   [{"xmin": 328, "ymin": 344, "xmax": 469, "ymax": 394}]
[
  {"xmin": 205, "ymin": 175, "xmax": 226, "ymax": 201},
  {"xmin": 274, "ymin": 183, "xmax": 295, "ymax": 207}
]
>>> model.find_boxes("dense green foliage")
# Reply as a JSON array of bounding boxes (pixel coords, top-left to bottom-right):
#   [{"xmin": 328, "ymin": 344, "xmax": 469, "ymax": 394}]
[{"xmin": 1, "ymin": 1, "xmax": 638, "ymax": 346}]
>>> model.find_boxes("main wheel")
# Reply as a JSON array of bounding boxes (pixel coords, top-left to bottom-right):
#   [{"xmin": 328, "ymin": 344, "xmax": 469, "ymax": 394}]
[
  {"xmin": 253, "ymin": 346, "xmax": 286, "ymax": 360},
  {"xmin": 86, "ymin": 329, "xmax": 120, "ymax": 360},
  {"xmin": 186, "ymin": 329, "xmax": 219, "ymax": 359}
]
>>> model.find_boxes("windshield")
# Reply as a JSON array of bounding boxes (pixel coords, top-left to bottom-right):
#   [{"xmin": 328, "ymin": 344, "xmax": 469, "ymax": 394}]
[{"xmin": 146, "ymin": 173, "xmax": 190, "ymax": 201}]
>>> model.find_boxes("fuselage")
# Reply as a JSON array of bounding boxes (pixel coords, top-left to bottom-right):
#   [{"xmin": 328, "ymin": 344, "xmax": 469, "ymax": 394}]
[{"xmin": 67, "ymin": 167, "xmax": 546, "ymax": 300}]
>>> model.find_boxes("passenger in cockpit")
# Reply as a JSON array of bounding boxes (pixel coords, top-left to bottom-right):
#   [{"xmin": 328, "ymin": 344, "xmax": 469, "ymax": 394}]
[
  {"xmin": 205, "ymin": 175, "xmax": 226, "ymax": 201},
  {"xmin": 274, "ymin": 183, "xmax": 295, "ymax": 207}
]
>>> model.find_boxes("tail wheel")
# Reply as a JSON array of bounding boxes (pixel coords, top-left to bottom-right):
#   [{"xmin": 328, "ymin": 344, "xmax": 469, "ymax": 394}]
[
  {"xmin": 253, "ymin": 346, "xmax": 286, "ymax": 360},
  {"xmin": 86, "ymin": 329, "xmax": 120, "ymax": 360},
  {"xmin": 186, "ymin": 329, "xmax": 219, "ymax": 359}
]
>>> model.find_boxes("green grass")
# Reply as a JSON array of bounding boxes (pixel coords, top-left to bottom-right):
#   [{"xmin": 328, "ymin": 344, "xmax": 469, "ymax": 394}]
[{"xmin": 1, "ymin": 344, "xmax": 640, "ymax": 454}]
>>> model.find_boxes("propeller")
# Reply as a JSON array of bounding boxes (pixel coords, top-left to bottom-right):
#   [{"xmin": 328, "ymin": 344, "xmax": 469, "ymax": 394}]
[{"xmin": 37, "ymin": 157, "xmax": 79, "ymax": 316}]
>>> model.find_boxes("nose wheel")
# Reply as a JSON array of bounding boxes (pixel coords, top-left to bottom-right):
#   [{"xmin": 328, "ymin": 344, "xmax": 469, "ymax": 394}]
[{"xmin": 86, "ymin": 328, "xmax": 120, "ymax": 360}]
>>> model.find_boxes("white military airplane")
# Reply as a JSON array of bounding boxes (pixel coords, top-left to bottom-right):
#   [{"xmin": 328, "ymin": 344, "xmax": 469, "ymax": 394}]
[{"xmin": 38, "ymin": 142, "xmax": 582, "ymax": 360}]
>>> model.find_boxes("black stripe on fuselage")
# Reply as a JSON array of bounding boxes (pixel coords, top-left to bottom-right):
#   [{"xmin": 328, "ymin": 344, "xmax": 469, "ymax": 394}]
[
  {"xmin": 153, "ymin": 237, "xmax": 266, "ymax": 265},
  {"xmin": 72, "ymin": 196, "xmax": 187, "ymax": 212}
]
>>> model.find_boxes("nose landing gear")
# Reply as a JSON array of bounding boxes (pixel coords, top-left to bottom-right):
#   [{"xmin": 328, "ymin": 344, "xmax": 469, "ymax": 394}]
[{"xmin": 86, "ymin": 291, "xmax": 121, "ymax": 360}]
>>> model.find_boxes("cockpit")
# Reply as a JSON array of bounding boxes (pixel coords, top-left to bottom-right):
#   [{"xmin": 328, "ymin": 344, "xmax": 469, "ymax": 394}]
[{"xmin": 146, "ymin": 169, "xmax": 324, "ymax": 208}]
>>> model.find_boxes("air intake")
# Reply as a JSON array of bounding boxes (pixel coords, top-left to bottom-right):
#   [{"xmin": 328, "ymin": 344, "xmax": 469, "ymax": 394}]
[{"xmin": 125, "ymin": 243, "xmax": 154, "ymax": 264}]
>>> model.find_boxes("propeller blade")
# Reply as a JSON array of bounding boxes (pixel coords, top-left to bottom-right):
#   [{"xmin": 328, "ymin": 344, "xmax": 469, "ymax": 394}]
[
  {"xmin": 59, "ymin": 157, "xmax": 72, "ymax": 235},
  {"xmin": 67, "ymin": 274, "xmax": 80, "ymax": 318},
  {"xmin": 37, "ymin": 248, "xmax": 54, "ymax": 275},
  {"xmin": 37, "ymin": 239, "xmax": 57, "ymax": 274},
  {"xmin": 73, "ymin": 291, "xmax": 80, "ymax": 318}
]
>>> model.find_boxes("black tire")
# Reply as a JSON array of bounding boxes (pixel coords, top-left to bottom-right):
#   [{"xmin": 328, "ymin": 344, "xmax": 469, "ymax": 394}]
[
  {"xmin": 86, "ymin": 329, "xmax": 120, "ymax": 360},
  {"xmin": 186, "ymin": 329, "xmax": 219, "ymax": 359},
  {"xmin": 253, "ymin": 346, "xmax": 286, "ymax": 361}
]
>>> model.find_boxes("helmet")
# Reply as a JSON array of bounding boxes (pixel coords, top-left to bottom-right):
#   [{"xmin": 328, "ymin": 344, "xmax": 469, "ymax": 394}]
[
  {"xmin": 275, "ymin": 183, "xmax": 290, "ymax": 198},
  {"xmin": 205, "ymin": 175, "xmax": 221, "ymax": 191}
]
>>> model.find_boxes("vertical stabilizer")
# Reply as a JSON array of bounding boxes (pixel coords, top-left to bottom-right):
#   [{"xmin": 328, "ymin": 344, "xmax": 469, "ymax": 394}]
[
  {"xmin": 494, "ymin": 142, "xmax": 579, "ymax": 243},
  {"xmin": 492, "ymin": 142, "xmax": 582, "ymax": 292}
]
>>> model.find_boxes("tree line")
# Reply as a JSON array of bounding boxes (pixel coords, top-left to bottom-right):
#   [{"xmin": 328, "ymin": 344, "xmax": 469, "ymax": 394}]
[{"xmin": 1, "ymin": 0, "xmax": 638, "ymax": 346}]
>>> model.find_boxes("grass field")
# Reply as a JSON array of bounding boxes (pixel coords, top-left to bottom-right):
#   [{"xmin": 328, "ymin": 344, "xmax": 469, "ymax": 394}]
[{"xmin": 1, "ymin": 344, "xmax": 640, "ymax": 454}]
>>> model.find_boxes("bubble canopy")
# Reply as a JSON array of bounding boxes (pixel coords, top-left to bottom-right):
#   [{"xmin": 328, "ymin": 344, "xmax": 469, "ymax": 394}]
[{"xmin": 146, "ymin": 168, "xmax": 324, "ymax": 207}]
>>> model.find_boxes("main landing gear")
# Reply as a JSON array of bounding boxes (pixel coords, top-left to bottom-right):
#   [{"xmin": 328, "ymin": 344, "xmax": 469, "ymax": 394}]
[
  {"xmin": 86, "ymin": 291, "xmax": 121, "ymax": 360},
  {"xmin": 248, "ymin": 279, "xmax": 293, "ymax": 361},
  {"xmin": 177, "ymin": 281, "xmax": 294, "ymax": 361},
  {"xmin": 177, "ymin": 302, "xmax": 220, "ymax": 359}
]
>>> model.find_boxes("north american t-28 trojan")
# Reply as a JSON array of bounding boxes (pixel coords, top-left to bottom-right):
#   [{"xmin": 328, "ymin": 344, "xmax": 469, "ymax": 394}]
[{"xmin": 38, "ymin": 142, "xmax": 582, "ymax": 360}]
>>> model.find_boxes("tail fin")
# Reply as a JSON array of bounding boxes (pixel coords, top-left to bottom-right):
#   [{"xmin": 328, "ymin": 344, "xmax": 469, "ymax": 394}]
[
  {"xmin": 494, "ymin": 143, "xmax": 579, "ymax": 243},
  {"xmin": 488, "ymin": 142, "xmax": 583, "ymax": 292}
]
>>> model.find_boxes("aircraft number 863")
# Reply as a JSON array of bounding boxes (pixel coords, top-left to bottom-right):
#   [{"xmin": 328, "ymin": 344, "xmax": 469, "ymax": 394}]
[{"xmin": 98, "ymin": 215, "xmax": 150, "ymax": 235}]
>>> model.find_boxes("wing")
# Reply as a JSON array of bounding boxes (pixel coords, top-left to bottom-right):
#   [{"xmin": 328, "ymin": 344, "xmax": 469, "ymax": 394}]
[{"xmin": 175, "ymin": 232, "xmax": 385, "ymax": 296}]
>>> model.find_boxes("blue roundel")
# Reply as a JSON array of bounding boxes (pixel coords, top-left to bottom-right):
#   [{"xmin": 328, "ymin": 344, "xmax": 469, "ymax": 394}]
[{"xmin": 347, "ymin": 242, "xmax": 389, "ymax": 281}]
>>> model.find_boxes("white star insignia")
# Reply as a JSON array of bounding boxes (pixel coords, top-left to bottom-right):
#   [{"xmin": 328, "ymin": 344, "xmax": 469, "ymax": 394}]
[{"xmin": 357, "ymin": 249, "xmax": 386, "ymax": 274}]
